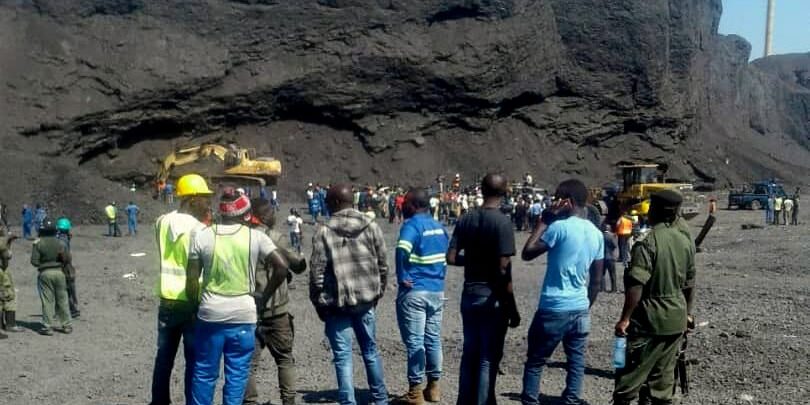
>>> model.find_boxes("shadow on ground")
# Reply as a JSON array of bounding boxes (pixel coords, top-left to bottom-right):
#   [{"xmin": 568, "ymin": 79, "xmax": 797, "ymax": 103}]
[
  {"xmin": 301, "ymin": 388, "xmax": 375, "ymax": 404},
  {"xmin": 546, "ymin": 361, "xmax": 614, "ymax": 380}
]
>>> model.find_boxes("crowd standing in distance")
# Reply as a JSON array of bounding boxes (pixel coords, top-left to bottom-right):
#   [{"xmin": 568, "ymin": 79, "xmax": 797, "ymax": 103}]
[{"xmin": 0, "ymin": 167, "xmax": 712, "ymax": 405}]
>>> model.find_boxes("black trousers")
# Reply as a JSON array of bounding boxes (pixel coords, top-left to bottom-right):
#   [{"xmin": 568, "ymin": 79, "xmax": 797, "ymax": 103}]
[
  {"xmin": 601, "ymin": 260, "xmax": 618, "ymax": 292},
  {"xmin": 66, "ymin": 277, "xmax": 80, "ymax": 315}
]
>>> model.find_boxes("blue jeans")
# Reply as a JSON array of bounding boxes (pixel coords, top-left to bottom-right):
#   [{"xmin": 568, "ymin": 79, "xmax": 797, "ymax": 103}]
[
  {"xmin": 150, "ymin": 302, "xmax": 195, "ymax": 405},
  {"xmin": 521, "ymin": 309, "xmax": 590, "ymax": 405},
  {"xmin": 23, "ymin": 221, "xmax": 32, "ymax": 239},
  {"xmin": 191, "ymin": 320, "xmax": 256, "ymax": 405},
  {"xmin": 324, "ymin": 307, "xmax": 388, "ymax": 405},
  {"xmin": 457, "ymin": 286, "xmax": 509, "ymax": 405},
  {"xmin": 396, "ymin": 290, "xmax": 444, "ymax": 386},
  {"xmin": 128, "ymin": 218, "xmax": 137, "ymax": 235},
  {"xmin": 289, "ymin": 231, "xmax": 301, "ymax": 253}
]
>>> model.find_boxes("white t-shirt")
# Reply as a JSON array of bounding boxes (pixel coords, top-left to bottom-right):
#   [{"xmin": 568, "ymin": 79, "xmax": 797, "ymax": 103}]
[
  {"xmin": 272, "ymin": 190, "xmax": 278, "ymax": 200},
  {"xmin": 306, "ymin": 190, "xmax": 314, "ymax": 200},
  {"xmin": 287, "ymin": 215, "xmax": 303, "ymax": 233},
  {"xmin": 189, "ymin": 224, "xmax": 277, "ymax": 324},
  {"xmin": 429, "ymin": 197, "xmax": 439, "ymax": 209}
]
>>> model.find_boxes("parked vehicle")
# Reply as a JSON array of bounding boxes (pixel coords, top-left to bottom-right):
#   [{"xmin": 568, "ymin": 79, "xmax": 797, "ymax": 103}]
[{"xmin": 727, "ymin": 181, "xmax": 787, "ymax": 210}]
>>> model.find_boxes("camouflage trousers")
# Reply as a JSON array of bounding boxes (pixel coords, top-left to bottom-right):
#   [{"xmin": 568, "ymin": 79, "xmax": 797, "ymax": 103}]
[
  {"xmin": 0, "ymin": 269, "xmax": 15, "ymax": 312},
  {"xmin": 614, "ymin": 334, "xmax": 682, "ymax": 405}
]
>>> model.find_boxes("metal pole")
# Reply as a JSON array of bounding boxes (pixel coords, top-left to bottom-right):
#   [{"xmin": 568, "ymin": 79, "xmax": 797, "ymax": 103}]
[{"xmin": 765, "ymin": 0, "xmax": 776, "ymax": 57}]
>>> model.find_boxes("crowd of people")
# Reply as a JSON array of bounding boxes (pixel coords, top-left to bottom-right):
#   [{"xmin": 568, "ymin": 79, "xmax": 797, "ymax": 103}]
[
  {"xmin": 0, "ymin": 212, "xmax": 79, "ymax": 340},
  {"xmin": 0, "ymin": 169, "xmax": 771, "ymax": 405},
  {"xmin": 135, "ymin": 171, "xmax": 696, "ymax": 405},
  {"xmin": 764, "ymin": 192, "xmax": 800, "ymax": 226}
]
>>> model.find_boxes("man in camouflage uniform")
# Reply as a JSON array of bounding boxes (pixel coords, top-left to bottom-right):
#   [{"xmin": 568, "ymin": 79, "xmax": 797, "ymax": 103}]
[
  {"xmin": 0, "ymin": 227, "xmax": 22, "ymax": 337},
  {"xmin": 244, "ymin": 199, "xmax": 308, "ymax": 405},
  {"xmin": 613, "ymin": 190, "xmax": 696, "ymax": 405},
  {"xmin": 31, "ymin": 220, "xmax": 73, "ymax": 335}
]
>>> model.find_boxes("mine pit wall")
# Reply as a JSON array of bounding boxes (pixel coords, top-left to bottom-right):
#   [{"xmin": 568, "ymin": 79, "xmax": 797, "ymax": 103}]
[{"xmin": 1, "ymin": 0, "xmax": 809, "ymax": 222}]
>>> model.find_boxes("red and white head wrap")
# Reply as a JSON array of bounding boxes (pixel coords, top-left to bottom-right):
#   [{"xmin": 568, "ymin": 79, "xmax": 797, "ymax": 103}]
[{"xmin": 219, "ymin": 187, "xmax": 251, "ymax": 219}]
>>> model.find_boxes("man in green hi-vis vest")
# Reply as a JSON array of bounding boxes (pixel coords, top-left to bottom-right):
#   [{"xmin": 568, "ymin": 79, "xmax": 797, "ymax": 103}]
[{"xmin": 150, "ymin": 173, "xmax": 213, "ymax": 405}]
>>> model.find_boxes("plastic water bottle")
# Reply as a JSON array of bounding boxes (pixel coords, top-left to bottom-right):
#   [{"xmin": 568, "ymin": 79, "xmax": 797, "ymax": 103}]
[{"xmin": 613, "ymin": 336, "xmax": 627, "ymax": 369}]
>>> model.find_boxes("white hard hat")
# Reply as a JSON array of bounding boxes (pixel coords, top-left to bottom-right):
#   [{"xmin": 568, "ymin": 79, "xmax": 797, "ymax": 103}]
[{"xmin": 236, "ymin": 188, "xmax": 246, "ymax": 195}]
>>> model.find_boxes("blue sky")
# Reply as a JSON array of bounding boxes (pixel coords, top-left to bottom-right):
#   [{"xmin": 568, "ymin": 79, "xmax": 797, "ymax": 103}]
[{"xmin": 719, "ymin": 0, "xmax": 809, "ymax": 59}]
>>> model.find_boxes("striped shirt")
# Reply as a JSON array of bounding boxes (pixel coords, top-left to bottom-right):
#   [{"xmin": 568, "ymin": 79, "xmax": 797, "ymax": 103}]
[{"xmin": 396, "ymin": 213, "xmax": 449, "ymax": 292}]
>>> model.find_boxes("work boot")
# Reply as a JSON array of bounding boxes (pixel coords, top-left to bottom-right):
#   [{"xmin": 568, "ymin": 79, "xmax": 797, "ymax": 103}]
[
  {"xmin": 39, "ymin": 327, "xmax": 53, "ymax": 336},
  {"xmin": 57, "ymin": 326, "xmax": 73, "ymax": 334},
  {"xmin": 423, "ymin": 379, "xmax": 440, "ymax": 403},
  {"xmin": 393, "ymin": 384, "xmax": 424, "ymax": 405},
  {"xmin": 281, "ymin": 398, "xmax": 297, "ymax": 405},
  {"xmin": 4, "ymin": 311, "xmax": 23, "ymax": 332}
]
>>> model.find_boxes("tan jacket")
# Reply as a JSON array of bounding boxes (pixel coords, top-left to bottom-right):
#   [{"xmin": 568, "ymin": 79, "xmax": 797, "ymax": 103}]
[{"xmin": 255, "ymin": 226, "xmax": 306, "ymax": 318}]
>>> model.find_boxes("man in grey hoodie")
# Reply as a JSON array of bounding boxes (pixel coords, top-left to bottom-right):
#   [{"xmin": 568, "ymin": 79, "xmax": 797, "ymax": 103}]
[{"xmin": 310, "ymin": 184, "xmax": 390, "ymax": 405}]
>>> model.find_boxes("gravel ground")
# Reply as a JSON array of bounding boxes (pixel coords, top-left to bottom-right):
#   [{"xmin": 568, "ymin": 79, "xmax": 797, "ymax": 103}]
[{"xmin": 0, "ymin": 204, "xmax": 807, "ymax": 405}]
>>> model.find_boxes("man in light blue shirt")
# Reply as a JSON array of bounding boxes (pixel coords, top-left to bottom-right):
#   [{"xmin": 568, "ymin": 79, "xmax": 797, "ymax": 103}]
[{"xmin": 519, "ymin": 179, "xmax": 604, "ymax": 405}]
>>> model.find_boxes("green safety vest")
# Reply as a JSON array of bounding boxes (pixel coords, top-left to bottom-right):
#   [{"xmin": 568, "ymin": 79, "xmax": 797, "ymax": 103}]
[
  {"xmin": 203, "ymin": 225, "xmax": 253, "ymax": 296},
  {"xmin": 156, "ymin": 215, "xmax": 194, "ymax": 301},
  {"xmin": 105, "ymin": 205, "xmax": 116, "ymax": 220}
]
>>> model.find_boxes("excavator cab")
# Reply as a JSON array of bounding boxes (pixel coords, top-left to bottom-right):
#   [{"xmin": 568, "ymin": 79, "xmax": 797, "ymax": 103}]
[{"xmin": 621, "ymin": 164, "xmax": 661, "ymax": 190}]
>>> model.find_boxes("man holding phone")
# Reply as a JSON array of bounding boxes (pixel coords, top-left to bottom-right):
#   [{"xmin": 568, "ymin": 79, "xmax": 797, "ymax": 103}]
[{"xmin": 519, "ymin": 179, "xmax": 604, "ymax": 405}]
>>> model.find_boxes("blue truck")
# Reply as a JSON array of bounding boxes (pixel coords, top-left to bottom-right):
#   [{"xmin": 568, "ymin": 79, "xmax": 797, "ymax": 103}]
[{"xmin": 727, "ymin": 181, "xmax": 787, "ymax": 210}]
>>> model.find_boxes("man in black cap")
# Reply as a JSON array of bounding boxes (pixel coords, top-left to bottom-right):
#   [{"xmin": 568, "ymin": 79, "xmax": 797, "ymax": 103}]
[{"xmin": 613, "ymin": 189, "xmax": 696, "ymax": 405}]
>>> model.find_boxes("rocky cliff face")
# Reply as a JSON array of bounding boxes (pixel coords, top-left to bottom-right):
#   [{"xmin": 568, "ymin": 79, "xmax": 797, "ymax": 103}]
[{"xmin": 1, "ymin": 0, "xmax": 808, "ymax": 218}]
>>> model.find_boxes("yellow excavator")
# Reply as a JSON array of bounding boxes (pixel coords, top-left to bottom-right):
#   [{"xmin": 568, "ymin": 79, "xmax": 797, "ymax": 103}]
[
  {"xmin": 154, "ymin": 143, "xmax": 282, "ymax": 195},
  {"xmin": 615, "ymin": 163, "xmax": 702, "ymax": 220}
]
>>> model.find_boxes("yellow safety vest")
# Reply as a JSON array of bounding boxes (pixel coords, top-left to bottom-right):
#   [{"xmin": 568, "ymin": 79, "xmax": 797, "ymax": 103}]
[
  {"xmin": 156, "ymin": 214, "xmax": 196, "ymax": 301},
  {"xmin": 203, "ymin": 225, "xmax": 252, "ymax": 296},
  {"xmin": 105, "ymin": 205, "xmax": 116, "ymax": 220}
]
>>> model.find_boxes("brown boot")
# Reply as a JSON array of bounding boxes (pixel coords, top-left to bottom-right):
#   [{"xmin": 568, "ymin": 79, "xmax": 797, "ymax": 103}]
[
  {"xmin": 393, "ymin": 384, "xmax": 424, "ymax": 405},
  {"xmin": 423, "ymin": 379, "xmax": 440, "ymax": 403}
]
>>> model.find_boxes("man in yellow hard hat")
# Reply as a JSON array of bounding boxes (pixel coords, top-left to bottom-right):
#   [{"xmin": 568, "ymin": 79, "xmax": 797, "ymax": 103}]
[{"xmin": 150, "ymin": 173, "xmax": 213, "ymax": 405}]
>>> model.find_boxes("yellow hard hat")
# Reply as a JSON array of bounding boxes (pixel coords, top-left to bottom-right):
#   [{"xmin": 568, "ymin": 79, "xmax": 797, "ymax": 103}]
[
  {"xmin": 630, "ymin": 210, "xmax": 638, "ymax": 216},
  {"xmin": 176, "ymin": 174, "xmax": 213, "ymax": 197}
]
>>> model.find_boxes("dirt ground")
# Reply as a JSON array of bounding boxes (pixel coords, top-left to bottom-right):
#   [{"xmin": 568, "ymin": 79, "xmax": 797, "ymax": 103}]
[{"xmin": 0, "ymin": 203, "xmax": 807, "ymax": 405}]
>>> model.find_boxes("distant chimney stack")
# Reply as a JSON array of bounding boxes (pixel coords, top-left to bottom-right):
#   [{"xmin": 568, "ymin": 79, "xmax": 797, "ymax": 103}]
[{"xmin": 764, "ymin": 0, "xmax": 775, "ymax": 57}]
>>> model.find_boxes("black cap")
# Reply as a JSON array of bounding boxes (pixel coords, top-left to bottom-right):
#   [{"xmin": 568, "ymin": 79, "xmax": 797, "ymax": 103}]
[{"xmin": 650, "ymin": 189, "xmax": 683, "ymax": 208}]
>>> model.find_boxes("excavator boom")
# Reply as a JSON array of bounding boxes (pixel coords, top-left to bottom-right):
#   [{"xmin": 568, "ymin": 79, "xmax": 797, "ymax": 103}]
[{"xmin": 155, "ymin": 143, "xmax": 281, "ymax": 194}]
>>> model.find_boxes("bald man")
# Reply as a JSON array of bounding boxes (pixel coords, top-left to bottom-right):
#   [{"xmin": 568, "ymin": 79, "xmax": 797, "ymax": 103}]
[
  {"xmin": 309, "ymin": 183, "xmax": 390, "ymax": 404},
  {"xmin": 447, "ymin": 174, "xmax": 521, "ymax": 405}
]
